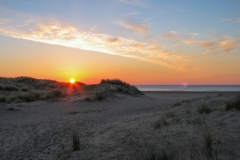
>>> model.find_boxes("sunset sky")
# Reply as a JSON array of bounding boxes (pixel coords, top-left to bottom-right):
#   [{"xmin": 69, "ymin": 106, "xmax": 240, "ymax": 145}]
[{"xmin": 0, "ymin": 0, "xmax": 240, "ymax": 85}]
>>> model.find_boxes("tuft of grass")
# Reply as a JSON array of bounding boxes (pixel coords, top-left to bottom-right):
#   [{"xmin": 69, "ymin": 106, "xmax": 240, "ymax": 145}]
[
  {"xmin": 174, "ymin": 102, "xmax": 182, "ymax": 107},
  {"xmin": 225, "ymin": 95, "xmax": 240, "ymax": 111},
  {"xmin": 72, "ymin": 130, "xmax": 80, "ymax": 151},
  {"xmin": 95, "ymin": 93, "xmax": 106, "ymax": 101},
  {"xmin": 154, "ymin": 117, "xmax": 168, "ymax": 129},
  {"xmin": 202, "ymin": 124, "xmax": 213, "ymax": 157},
  {"xmin": 197, "ymin": 103, "xmax": 212, "ymax": 114}
]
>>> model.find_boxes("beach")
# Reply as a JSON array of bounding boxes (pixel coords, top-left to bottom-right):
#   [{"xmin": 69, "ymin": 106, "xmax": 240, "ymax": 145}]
[{"xmin": 0, "ymin": 91, "xmax": 240, "ymax": 160}]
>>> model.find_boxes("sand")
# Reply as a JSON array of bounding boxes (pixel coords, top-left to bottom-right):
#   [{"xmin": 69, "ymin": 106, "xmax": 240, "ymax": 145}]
[{"xmin": 0, "ymin": 91, "xmax": 240, "ymax": 160}]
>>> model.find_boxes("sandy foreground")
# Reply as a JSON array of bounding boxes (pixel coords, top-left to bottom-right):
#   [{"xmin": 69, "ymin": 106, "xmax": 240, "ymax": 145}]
[{"xmin": 0, "ymin": 92, "xmax": 240, "ymax": 160}]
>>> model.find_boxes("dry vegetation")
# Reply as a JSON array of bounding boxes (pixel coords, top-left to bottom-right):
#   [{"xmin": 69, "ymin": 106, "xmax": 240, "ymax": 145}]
[
  {"xmin": 0, "ymin": 76, "xmax": 86, "ymax": 103},
  {"xmin": 0, "ymin": 77, "xmax": 143, "ymax": 103}
]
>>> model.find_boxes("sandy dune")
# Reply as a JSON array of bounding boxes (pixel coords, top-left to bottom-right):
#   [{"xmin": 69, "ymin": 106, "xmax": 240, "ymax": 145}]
[{"xmin": 0, "ymin": 92, "xmax": 240, "ymax": 160}]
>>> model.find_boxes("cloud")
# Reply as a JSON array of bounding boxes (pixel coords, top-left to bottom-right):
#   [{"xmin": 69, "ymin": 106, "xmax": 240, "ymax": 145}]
[
  {"xmin": 120, "ymin": 0, "xmax": 148, "ymax": 7},
  {"xmin": 0, "ymin": 21, "xmax": 186, "ymax": 69},
  {"xmin": 161, "ymin": 31, "xmax": 239, "ymax": 53},
  {"xmin": 219, "ymin": 40, "xmax": 239, "ymax": 52},
  {"xmin": 114, "ymin": 19, "xmax": 148, "ymax": 34},
  {"xmin": 161, "ymin": 31, "xmax": 178, "ymax": 39},
  {"xmin": 142, "ymin": 16, "xmax": 157, "ymax": 23},
  {"xmin": 0, "ymin": 18, "xmax": 11, "ymax": 24},
  {"xmin": 183, "ymin": 39, "xmax": 239, "ymax": 52},
  {"xmin": 219, "ymin": 18, "xmax": 234, "ymax": 23},
  {"xmin": 125, "ymin": 12, "xmax": 140, "ymax": 16},
  {"xmin": 219, "ymin": 17, "xmax": 240, "ymax": 23}
]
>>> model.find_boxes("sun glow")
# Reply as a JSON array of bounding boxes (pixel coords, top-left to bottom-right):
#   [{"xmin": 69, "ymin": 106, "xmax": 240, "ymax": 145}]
[{"xmin": 70, "ymin": 78, "xmax": 75, "ymax": 84}]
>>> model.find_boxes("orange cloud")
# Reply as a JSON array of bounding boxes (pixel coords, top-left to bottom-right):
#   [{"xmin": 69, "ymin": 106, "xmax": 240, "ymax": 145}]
[
  {"xmin": 161, "ymin": 31, "xmax": 239, "ymax": 53},
  {"xmin": 0, "ymin": 21, "xmax": 186, "ymax": 69}
]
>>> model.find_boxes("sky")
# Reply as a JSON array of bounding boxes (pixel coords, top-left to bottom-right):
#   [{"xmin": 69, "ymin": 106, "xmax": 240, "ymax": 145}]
[{"xmin": 0, "ymin": 0, "xmax": 240, "ymax": 85}]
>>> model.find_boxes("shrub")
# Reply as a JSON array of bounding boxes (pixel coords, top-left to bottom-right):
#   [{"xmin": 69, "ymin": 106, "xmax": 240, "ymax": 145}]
[
  {"xmin": 225, "ymin": 95, "xmax": 240, "ymax": 111},
  {"xmin": 197, "ymin": 103, "xmax": 212, "ymax": 114}
]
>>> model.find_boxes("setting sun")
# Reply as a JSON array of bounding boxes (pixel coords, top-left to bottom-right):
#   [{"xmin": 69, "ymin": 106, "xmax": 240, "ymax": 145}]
[{"xmin": 70, "ymin": 78, "xmax": 75, "ymax": 84}]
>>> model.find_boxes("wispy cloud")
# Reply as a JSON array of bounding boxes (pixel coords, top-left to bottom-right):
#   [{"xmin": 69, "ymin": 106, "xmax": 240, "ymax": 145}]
[
  {"xmin": 142, "ymin": 16, "xmax": 157, "ymax": 23},
  {"xmin": 91, "ymin": 24, "xmax": 97, "ymax": 30},
  {"xmin": 125, "ymin": 12, "xmax": 140, "ymax": 16},
  {"xmin": 0, "ymin": 21, "xmax": 186, "ymax": 69},
  {"xmin": 0, "ymin": 18, "xmax": 11, "ymax": 24},
  {"xmin": 219, "ymin": 18, "xmax": 234, "ymax": 22},
  {"xmin": 219, "ymin": 17, "xmax": 240, "ymax": 23},
  {"xmin": 120, "ymin": 0, "xmax": 148, "ymax": 8},
  {"xmin": 114, "ymin": 19, "xmax": 148, "ymax": 34},
  {"xmin": 161, "ymin": 31, "xmax": 239, "ymax": 53}
]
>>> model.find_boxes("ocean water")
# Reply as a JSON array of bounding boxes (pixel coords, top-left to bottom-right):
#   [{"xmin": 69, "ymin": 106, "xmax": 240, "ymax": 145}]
[{"xmin": 135, "ymin": 85, "xmax": 240, "ymax": 92}]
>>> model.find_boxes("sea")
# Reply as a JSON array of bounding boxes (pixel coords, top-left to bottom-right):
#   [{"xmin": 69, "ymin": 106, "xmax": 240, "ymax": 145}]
[{"xmin": 135, "ymin": 85, "xmax": 240, "ymax": 92}]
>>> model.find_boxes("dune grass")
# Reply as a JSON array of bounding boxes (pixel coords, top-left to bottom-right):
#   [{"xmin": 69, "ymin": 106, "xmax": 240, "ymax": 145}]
[
  {"xmin": 203, "ymin": 124, "xmax": 213, "ymax": 157},
  {"xmin": 197, "ymin": 103, "xmax": 212, "ymax": 114},
  {"xmin": 0, "ymin": 77, "xmax": 87, "ymax": 103},
  {"xmin": 100, "ymin": 79, "xmax": 130, "ymax": 86},
  {"xmin": 127, "ymin": 125, "xmax": 217, "ymax": 160},
  {"xmin": 225, "ymin": 95, "xmax": 240, "ymax": 111},
  {"xmin": 72, "ymin": 130, "xmax": 80, "ymax": 151},
  {"xmin": 100, "ymin": 79, "xmax": 143, "ymax": 95},
  {"xmin": 154, "ymin": 117, "xmax": 168, "ymax": 129}
]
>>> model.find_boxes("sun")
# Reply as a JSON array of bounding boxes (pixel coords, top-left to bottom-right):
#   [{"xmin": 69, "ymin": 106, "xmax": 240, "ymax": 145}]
[{"xmin": 70, "ymin": 78, "xmax": 75, "ymax": 84}]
